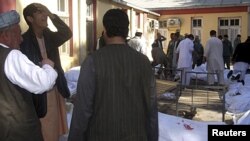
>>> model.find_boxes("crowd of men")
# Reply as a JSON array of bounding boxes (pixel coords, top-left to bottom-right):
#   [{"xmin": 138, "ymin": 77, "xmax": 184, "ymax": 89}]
[
  {"xmin": 1, "ymin": 4, "xmax": 250, "ymax": 141},
  {"xmin": 150, "ymin": 29, "xmax": 249, "ymax": 86}
]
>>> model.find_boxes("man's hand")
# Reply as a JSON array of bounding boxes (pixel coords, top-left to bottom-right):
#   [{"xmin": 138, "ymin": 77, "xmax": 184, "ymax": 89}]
[
  {"xmin": 34, "ymin": 3, "xmax": 55, "ymax": 19},
  {"xmin": 41, "ymin": 58, "xmax": 55, "ymax": 68}
]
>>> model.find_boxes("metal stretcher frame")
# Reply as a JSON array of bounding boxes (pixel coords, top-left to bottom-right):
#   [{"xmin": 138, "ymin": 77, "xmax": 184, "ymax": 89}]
[
  {"xmin": 154, "ymin": 65, "xmax": 228, "ymax": 121},
  {"xmin": 153, "ymin": 66, "xmax": 184, "ymax": 116},
  {"xmin": 179, "ymin": 70, "xmax": 228, "ymax": 121}
]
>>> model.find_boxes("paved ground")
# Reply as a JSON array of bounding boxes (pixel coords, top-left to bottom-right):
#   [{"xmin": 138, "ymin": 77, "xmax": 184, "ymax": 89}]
[{"xmin": 156, "ymin": 79, "xmax": 233, "ymax": 124}]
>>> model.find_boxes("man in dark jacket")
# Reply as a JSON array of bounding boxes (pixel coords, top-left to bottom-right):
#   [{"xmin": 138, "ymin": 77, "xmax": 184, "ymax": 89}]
[
  {"xmin": 192, "ymin": 35, "xmax": 204, "ymax": 69},
  {"xmin": 20, "ymin": 3, "xmax": 72, "ymax": 141},
  {"xmin": 228, "ymin": 37, "xmax": 250, "ymax": 85},
  {"xmin": 68, "ymin": 8, "xmax": 159, "ymax": 141},
  {"xmin": 222, "ymin": 34, "xmax": 233, "ymax": 69}
]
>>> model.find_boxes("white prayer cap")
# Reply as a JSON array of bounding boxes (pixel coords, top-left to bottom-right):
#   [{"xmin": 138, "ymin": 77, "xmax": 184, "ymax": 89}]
[
  {"xmin": 136, "ymin": 28, "xmax": 142, "ymax": 33},
  {"xmin": 0, "ymin": 10, "xmax": 20, "ymax": 30}
]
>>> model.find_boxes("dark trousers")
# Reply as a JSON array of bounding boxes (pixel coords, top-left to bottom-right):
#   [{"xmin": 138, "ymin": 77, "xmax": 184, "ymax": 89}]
[{"xmin": 223, "ymin": 56, "xmax": 231, "ymax": 69}]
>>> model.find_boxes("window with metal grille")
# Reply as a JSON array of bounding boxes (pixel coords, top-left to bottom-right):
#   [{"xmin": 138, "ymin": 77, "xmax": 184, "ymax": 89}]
[
  {"xmin": 192, "ymin": 19, "xmax": 202, "ymax": 27},
  {"xmin": 218, "ymin": 17, "xmax": 241, "ymax": 42},
  {"xmin": 191, "ymin": 18, "xmax": 202, "ymax": 41}
]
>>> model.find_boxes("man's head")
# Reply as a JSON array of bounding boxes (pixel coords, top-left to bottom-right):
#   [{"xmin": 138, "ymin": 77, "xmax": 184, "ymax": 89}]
[
  {"xmin": 23, "ymin": 3, "xmax": 48, "ymax": 28},
  {"xmin": 194, "ymin": 35, "xmax": 200, "ymax": 42},
  {"xmin": 102, "ymin": 9, "xmax": 129, "ymax": 40},
  {"xmin": 175, "ymin": 29, "xmax": 180, "ymax": 37},
  {"xmin": 0, "ymin": 10, "xmax": 22, "ymax": 49},
  {"xmin": 210, "ymin": 30, "xmax": 216, "ymax": 37},
  {"xmin": 157, "ymin": 32, "xmax": 162, "ymax": 39},
  {"xmin": 188, "ymin": 34, "xmax": 194, "ymax": 40},
  {"xmin": 135, "ymin": 32, "xmax": 142, "ymax": 37},
  {"xmin": 135, "ymin": 28, "xmax": 142, "ymax": 37},
  {"xmin": 23, "ymin": 3, "xmax": 39, "ymax": 26},
  {"xmin": 223, "ymin": 34, "xmax": 228, "ymax": 39},
  {"xmin": 218, "ymin": 35, "xmax": 222, "ymax": 40}
]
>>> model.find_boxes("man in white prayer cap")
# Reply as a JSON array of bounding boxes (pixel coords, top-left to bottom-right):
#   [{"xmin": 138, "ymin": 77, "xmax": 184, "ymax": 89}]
[
  {"xmin": 0, "ymin": 10, "xmax": 58, "ymax": 141},
  {"xmin": 127, "ymin": 28, "xmax": 147, "ymax": 55}
]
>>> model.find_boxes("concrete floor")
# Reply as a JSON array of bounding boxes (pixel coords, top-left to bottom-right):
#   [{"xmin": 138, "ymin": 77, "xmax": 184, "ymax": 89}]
[{"xmin": 156, "ymin": 79, "xmax": 233, "ymax": 124}]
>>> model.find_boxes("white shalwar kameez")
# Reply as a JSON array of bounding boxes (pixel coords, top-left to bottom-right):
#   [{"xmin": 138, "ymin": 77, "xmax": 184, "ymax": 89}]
[
  {"xmin": 128, "ymin": 36, "xmax": 147, "ymax": 55},
  {"xmin": 1, "ymin": 43, "xmax": 58, "ymax": 94},
  {"xmin": 204, "ymin": 37, "xmax": 224, "ymax": 85},
  {"xmin": 176, "ymin": 38, "xmax": 194, "ymax": 85}
]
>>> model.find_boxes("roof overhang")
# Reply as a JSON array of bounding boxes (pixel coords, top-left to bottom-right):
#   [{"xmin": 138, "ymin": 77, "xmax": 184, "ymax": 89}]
[
  {"xmin": 122, "ymin": 0, "xmax": 250, "ymax": 11},
  {"xmin": 112, "ymin": 0, "xmax": 160, "ymax": 17}
]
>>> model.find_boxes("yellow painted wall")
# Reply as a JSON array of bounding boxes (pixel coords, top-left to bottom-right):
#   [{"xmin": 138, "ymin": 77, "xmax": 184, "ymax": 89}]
[{"xmin": 159, "ymin": 11, "xmax": 249, "ymax": 50}]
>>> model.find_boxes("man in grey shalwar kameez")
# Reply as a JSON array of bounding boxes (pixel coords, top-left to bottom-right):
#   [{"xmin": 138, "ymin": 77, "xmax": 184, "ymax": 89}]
[{"xmin": 204, "ymin": 30, "xmax": 224, "ymax": 85}]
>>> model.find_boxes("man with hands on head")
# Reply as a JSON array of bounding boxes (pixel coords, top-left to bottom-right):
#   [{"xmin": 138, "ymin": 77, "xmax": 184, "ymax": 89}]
[{"xmin": 20, "ymin": 3, "xmax": 72, "ymax": 141}]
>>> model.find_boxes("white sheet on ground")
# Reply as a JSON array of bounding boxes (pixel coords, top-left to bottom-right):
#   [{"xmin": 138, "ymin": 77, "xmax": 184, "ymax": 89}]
[
  {"xmin": 64, "ymin": 66, "xmax": 81, "ymax": 95},
  {"xmin": 65, "ymin": 110, "xmax": 225, "ymax": 141},
  {"xmin": 224, "ymin": 74, "xmax": 250, "ymax": 124},
  {"xmin": 158, "ymin": 112, "xmax": 225, "ymax": 141},
  {"xmin": 236, "ymin": 110, "xmax": 250, "ymax": 124}
]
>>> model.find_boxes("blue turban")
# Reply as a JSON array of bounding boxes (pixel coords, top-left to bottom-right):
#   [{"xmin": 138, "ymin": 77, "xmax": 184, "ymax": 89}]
[{"xmin": 0, "ymin": 10, "xmax": 20, "ymax": 30}]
